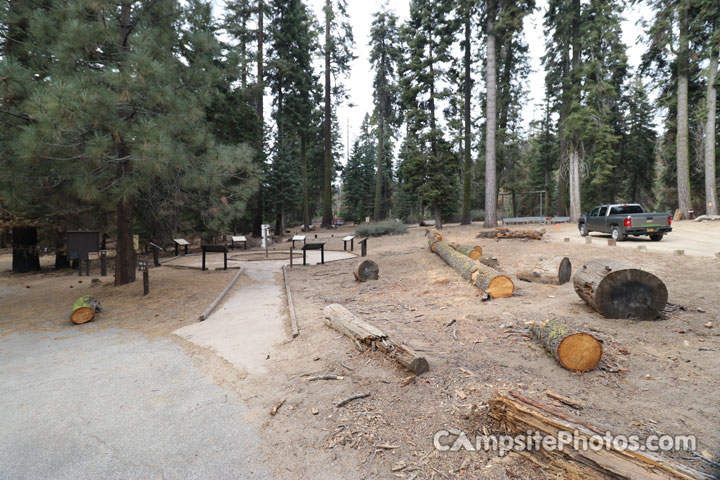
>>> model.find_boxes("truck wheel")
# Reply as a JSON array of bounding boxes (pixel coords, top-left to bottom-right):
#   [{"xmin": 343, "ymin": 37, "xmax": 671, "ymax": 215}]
[
  {"xmin": 650, "ymin": 233, "xmax": 664, "ymax": 241},
  {"xmin": 579, "ymin": 223, "xmax": 588, "ymax": 237},
  {"xmin": 611, "ymin": 226, "xmax": 625, "ymax": 241}
]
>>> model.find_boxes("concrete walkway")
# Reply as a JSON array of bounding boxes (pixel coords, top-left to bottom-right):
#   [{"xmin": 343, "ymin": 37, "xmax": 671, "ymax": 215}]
[{"xmin": 0, "ymin": 328, "xmax": 269, "ymax": 480}]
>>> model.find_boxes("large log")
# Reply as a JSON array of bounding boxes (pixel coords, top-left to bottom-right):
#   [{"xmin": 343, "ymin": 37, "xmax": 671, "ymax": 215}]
[
  {"xmin": 489, "ymin": 389, "xmax": 714, "ymax": 480},
  {"xmin": 529, "ymin": 317, "xmax": 602, "ymax": 372},
  {"xmin": 477, "ymin": 227, "xmax": 544, "ymax": 240},
  {"xmin": 323, "ymin": 304, "xmax": 429, "ymax": 375},
  {"xmin": 573, "ymin": 259, "xmax": 667, "ymax": 320},
  {"xmin": 517, "ymin": 256, "xmax": 572, "ymax": 285},
  {"xmin": 428, "ymin": 234, "xmax": 513, "ymax": 298},
  {"xmin": 354, "ymin": 259, "xmax": 379, "ymax": 282},
  {"xmin": 70, "ymin": 296, "xmax": 102, "ymax": 324}
]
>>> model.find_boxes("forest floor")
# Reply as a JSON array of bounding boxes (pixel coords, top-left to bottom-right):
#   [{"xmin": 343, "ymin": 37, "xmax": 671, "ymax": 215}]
[{"xmin": 1, "ymin": 220, "xmax": 719, "ymax": 479}]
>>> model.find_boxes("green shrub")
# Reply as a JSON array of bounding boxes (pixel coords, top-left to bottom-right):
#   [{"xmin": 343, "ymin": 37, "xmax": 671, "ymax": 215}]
[
  {"xmin": 471, "ymin": 209, "xmax": 485, "ymax": 222},
  {"xmin": 355, "ymin": 220, "xmax": 408, "ymax": 237}
]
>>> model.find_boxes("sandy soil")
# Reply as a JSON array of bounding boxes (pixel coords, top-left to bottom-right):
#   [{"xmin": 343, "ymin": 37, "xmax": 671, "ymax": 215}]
[{"xmin": 2, "ymin": 223, "xmax": 719, "ymax": 479}]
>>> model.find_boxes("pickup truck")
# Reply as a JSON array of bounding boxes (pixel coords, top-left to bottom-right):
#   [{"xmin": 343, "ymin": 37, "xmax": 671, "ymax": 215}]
[{"xmin": 578, "ymin": 204, "xmax": 672, "ymax": 241}]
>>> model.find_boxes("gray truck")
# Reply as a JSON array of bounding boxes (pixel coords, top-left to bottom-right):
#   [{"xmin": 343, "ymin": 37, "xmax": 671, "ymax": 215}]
[{"xmin": 578, "ymin": 204, "xmax": 672, "ymax": 241}]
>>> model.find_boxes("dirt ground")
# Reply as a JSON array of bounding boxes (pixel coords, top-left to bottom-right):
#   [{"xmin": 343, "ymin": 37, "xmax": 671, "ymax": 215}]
[{"xmin": 1, "ymin": 221, "xmax": 719, "ymax": 479}]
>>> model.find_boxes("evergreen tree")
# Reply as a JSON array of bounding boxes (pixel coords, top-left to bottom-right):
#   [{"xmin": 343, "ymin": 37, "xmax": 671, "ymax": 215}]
[
  {"xmin": 321, "ymin": 0, "xmax": 354, "ymax": 227},
  {"xmin": 699, "ymin": 0, "xmax": 719, "ymax": 215},
  {"xmin": 369, "ymin": 7, "xmax": 400, "ymax": 221},
  {"xmin": 621, "ymin": 77, "xmax": 657, "ymax": 204},
  {"xmin": 0, "ymin": 0, "xmax": 259, "ymax": 283},
  {"xmin": 341, "ymin": 115, "xmax": 377, "ymax": 223}
]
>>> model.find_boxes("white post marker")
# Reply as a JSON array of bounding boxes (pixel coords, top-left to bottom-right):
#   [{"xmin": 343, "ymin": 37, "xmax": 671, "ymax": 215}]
[{"xmin": 261, "ymin": 224, "xmax": 270, "ymax": 258}]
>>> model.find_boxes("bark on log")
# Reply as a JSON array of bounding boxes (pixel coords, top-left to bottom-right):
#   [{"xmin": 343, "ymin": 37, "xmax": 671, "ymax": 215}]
[
  {"xmin": 428, "ymin": 235, "xmax": 513, "ymax": 298},
  {"xmin": 476, "ymin": 227, "xmax": 544, "ymax": 240},
  {"xmin": 529, "ymin": 317, "xmax": 602, "ymax": 372},
  {"xmin": 354, "ymin": 259, "xmax": 379, "ymax": 282},
  {"xmin": 71, "ymin": 296, "xmax": 102, "ymax": 324},
  {"xmin": 323, "ymin": 304, "xmax": 429, "ymax": 375},
  {"xmin": 489, "ymin": 389, "xmax": 714, "ymax": 480},
  {"xmin": 573, "ymin": 259, "xmax": 667, "ymax": 320},
  {"xmin": 453, "ymin": 244, "xmax": 484, "ymax": 260},
  {"xmin": 478, "ymin": 255, "xmax": 500, "ymax": 269},
  {"xmin": 517, "ymin": 256, "xmax": 572, "ymax": 285}
]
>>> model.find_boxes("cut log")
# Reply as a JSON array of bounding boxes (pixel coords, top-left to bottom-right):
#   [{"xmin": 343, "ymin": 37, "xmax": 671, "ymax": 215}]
[
  {"xmin": 70, "ymin": 296, "xmax": 102, "ymax": 324},
  {"xmin": 529, "ymin": 317, "xmax": 602, "ymax": 372},
  {"xmin": 323, "ymin": 304, "xmax": 429, "ymax": 375},
  {"xmin": 354, "ymin": 259, "xmax": 379, "ymax": 282},
  {"xmin": 489, "ymin": 389, "xmax": 714, "ymax": 480},
  {"xmin": 476, "ymin": 227, "xmax": 544, "ymax": 240},
  {"xmin": 428, "ymin": 235, "xmax": 513, "ymax": 298},
  {"xmin": 517, "ymin": 256, "xmax": 572, "ymax": 285},
  {"xmin": 453, "ymin": 244, "xmax": 484, "ymax": 260},
  {"xmin": 573, "ymin": 259, "xmax": 667, "ymax": 320}
]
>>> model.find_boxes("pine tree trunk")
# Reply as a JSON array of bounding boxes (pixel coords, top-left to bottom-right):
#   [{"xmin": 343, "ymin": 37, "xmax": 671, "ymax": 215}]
[
  {"xmin": 321, "ymin": 0, "xmax": 333, "ymax": 228},
  {"xmin": 484, "ymin": 0, "xmax": 498, "ymax": 228},
  {"xmin": 461, "ymin": 6, "xmax": 473, "ymax": 225},
  {"xmin": 302, "ymin": 135, "xmax": 310, "ymax": 233},
  {"xmin": 677, "ymin": 0, "xmax": 692, "ymax": 219},
  {"xmin": 568, "ymin": 147, "xmax": 581, "ymax": 222},
  {"xmin": 252, "ymin": 0, "xmax": 264, "ymax": 238},
  {"xmin": 432, "ymin": 203, "xmax": 443, "ymax": 230},
  {"xmin": 374, "ymin": 106, "xmax": 384, "ymax": 221},
  {"xmin": 704, "ymin": 42, "xmax": 718, "ymax": 216}
]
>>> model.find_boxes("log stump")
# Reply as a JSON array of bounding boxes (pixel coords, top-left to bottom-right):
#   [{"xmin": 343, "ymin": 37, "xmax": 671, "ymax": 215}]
[
  {"xmin": 71, "ymin": 296, "xmax": 102, "ymax": 324},
  {"xmin": 529, "ymin": 317, "xmax": 602, "ymax": 372},
  {"xmin": 517, "ymin": 256, "xmax": 572, "ymax": 285},
  {"xmin": 428, "ymin": 234, "xmax": 513, "ymax": 298},
  {"xmin": 573, "ymin": 259, "xmax": 667, "ymax": 320},
  {"xmin": 354, "ymin": 259, "xmax": 379, "ymax": 282}
]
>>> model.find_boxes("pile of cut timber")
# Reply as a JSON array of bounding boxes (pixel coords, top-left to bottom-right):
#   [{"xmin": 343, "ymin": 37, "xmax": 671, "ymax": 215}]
[
  {"xmin": 489, "ymin": 389, "xmax": 713, "ymax": 480},
  {"xmin": 517, "ymin": 256, "xmax": 572, "ymax": 285},
  {"xmin": 428, "ymin": 232, "xmax": 514, "ymax": 298},
  {"xmin": 323, "ymin": 304, "xmax": 429, "ymax": 375},
  {"xmin": 529, "ymin": 317, "xmax": 602, "ymax": 372},
  {"xmin": 476, "ymin": 227, "xmax": 544, "ymax": 240},
  {"xmin": 573, "ymin": 259, "xmax": 668, "ymax": 320}
]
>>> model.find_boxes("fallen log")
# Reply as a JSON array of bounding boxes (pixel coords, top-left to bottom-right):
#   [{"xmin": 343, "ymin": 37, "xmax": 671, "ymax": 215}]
[
  {"xmin": 453, "ymin": 244, "xmax": 484, "ymax": 260},
  {"xmin": 70, "ymin": 296, "xmax": 102, "ymax": 324},
  {"xmin": 323, "ymin": 304, "xmax": 429, "ymax": 375},
  {"xmin": 573, "ymin": 259, "xmax": 667, "ymax": 320},
  {"xmin": 529, "ymin": 317, "xmax": 602, "ymax": 372},
  {"xmin": 428, "ymin": 235, "xmax": 513, "ymax": 298},
  {"xmin": 478, "ymin": 255, "xmax": 500, "ymax": 269},
  {"xmin": 477, "ymin": 227, "xmax": 544, "ymax": 240},
  {"xmin": 489, "ymin": 389, "xmax": 713, "ymax": 480},
  {"xmin": 517, "ymin": 256, "xmax": 572, "ymax": 285},
  {"xmin": 354, "ymin": 259, "xmax": 379, "ymax": 282}
]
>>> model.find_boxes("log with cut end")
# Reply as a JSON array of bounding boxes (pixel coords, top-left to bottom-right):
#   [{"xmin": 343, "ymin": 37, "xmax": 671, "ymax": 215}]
[
  {"xmin": 428, "ymin": 235, "xmax": 513, "ymax": 298},
  {"xmin": 573, "ymin": 259, "xmax": 667, "ymax": 320},
  {"xmin": 354, "ymin": 259, "xmax": 379, "ymax": 282},
  {"xmin": 488, "ymin": 389, "xmax": 714, "ymax": 480},
  {"xmin": 453, "ymin": 244, "xmax": 483, "ymax": 260},
  {"xmin": 517, "ymin": 256, "xmax": 572, "ymax": 285},
  {"xmin": 529, "ymin": 317, "xmax": 602, "ymax": 372},
  {"xmin": 70, "ymin": 296, "xmax": 102, "ymax": 324},
  {"xmin": 477, "ymin": 227, "xmax": 544, "ymax": 240},
  {"xmin": 323, "ymin": 304, "xmax": 429, "ymax": 375}
]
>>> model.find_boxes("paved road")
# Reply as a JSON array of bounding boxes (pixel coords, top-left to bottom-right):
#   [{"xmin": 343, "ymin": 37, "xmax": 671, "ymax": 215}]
[{"xmin": 0, "ymin": 328, "xmax": 269, "ymax": 480}]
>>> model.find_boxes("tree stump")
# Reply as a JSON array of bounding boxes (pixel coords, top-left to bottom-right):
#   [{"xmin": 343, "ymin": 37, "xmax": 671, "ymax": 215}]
[
  {"xmin": 428, "ymin": 234, "xmax": 514, "ymax": 298},
  {"xmin": 71, "ymin": 296, "xmax": 102, "ymax": 324},
  {"xmin": 354, "ymin": 259, "xmax": 379, "ymax": 282},
  {"xmin": 517, "ymin": 256, "xmax": 572, "ymax": 285},
  {"xmin": 529, "ymin": 317, "xmax": 602, "ymax": 372},
  {"xmin": 573, "ymin": 259, "xmax": 667, "ymax": 320}
]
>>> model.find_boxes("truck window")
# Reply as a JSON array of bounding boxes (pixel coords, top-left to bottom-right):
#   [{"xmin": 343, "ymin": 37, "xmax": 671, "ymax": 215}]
[
  {"xmin": 610, "ymin": 205, "xmax": 644, "ymax": 215},
  {"xmin": 590, "ymin": 207, "xmax": 600, "ymax": 217},
  {"xmin": 599, "ymin": 206, "xmax": 607, "ymax": 216}
]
